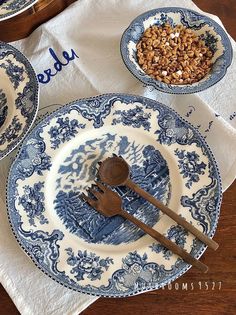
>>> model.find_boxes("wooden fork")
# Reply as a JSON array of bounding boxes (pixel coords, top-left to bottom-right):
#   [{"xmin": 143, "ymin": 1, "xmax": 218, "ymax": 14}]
[{"xmin": 81, "ymin": 182, "xmax": 208, "ymax": 273}]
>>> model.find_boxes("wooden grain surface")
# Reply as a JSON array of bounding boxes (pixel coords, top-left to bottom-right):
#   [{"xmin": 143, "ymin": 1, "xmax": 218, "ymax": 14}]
[
  {"xmin": 0, "ymin": 0, "xmax": 236, "ymax": 314},
  {"xmin": 81, "ymin": 180, "xmax": 236, "ymax": 315},
  {"xmin": 0, "ymin": 0, "xmax": 76, "ymax": 42}
]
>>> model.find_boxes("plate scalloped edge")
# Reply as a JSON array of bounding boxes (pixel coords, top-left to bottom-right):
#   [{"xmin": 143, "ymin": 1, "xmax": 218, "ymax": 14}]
[{"xmin": 6, "ymin": 93, "xmax": 222, "ymax": 297}]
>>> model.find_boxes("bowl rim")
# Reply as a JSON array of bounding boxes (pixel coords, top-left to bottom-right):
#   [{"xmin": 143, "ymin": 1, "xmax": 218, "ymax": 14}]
[{"xmin": 120, "ymin": 7, "xmax": 233, "ymax": 94}]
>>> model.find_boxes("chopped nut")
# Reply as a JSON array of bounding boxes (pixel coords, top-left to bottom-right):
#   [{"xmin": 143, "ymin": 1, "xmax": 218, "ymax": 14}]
[
  {"xmin": 163, "ymin": 78, "xmax": 170, "ymax": 84},
  {"xmin": 156, "ymin": 75, "xmax": 163, "ymax": 81},
  {"xmin": 146, "ymin": 69, "xmax": 154, "ymax": 75}
]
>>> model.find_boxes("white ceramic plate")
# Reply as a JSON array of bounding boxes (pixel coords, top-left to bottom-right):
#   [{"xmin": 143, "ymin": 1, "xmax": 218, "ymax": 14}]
[{"xmin": 7, "ymin": 94, "xmax": 222, "ymax": 297}]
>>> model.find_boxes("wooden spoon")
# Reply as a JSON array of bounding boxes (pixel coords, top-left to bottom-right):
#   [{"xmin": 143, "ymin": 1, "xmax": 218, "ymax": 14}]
[{"xmin": 98, "ymin": 156, "xmax": 218, "ymax": 251}]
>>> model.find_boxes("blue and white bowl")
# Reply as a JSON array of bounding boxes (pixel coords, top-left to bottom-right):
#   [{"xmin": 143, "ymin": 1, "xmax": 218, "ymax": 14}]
[{"xmin": 120, "ymin": 7, "xmax": 233, "ymax": 94}]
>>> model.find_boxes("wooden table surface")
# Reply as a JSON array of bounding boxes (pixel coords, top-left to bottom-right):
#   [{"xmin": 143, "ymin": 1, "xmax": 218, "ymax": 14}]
[{"xmin": 0, "ymin": 0, "xmax": 236, "ymax": 314}]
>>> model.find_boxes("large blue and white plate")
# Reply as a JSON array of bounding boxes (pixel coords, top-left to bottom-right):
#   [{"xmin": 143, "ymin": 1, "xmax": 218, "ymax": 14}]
[
  {"xmin": 0, "ymin": 42, "xmax": 39, "ymax": 160},
  {"xmin": 0, "ymin": 0, "xmax": 38, "ymax": 21},
  {"xmin": 120, "ymin": 7, "xmax": 233, "ymax": 94},
  {"xmin": 7, "ymin": 94, "xmax": 222, "ymax": 297}
]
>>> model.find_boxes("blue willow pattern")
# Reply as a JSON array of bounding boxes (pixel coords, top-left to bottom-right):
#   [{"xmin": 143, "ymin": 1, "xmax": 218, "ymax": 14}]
[
  {"xmin": 48, "ymin": 117, "xmax": 85, "ymax": 149},
  {"xmin": 102, "ymin": 251, "xmax": 184, "ymax": 293},
  {"xmin": 18, "ymin": 182, "xmax": 48, "ymax": 227},
  {"xmin": 16, "ymin": 131, "xmax": 52, "ymax": 178},
  {"xmin": 0, "ymin": 116, "xmax": 22, "ymax": 145},
  {"xmin": 54, "ymin": 134, "xmax": 170, "ymax": 245},
  {"xmin": 7, "ymin": 94, "xmax": 221, "ymax": 297},
  {"xmin": 200, "ymin": 31, "xmax": 219, "ymax": 53},
  {"xmin": 112, "ymin": 106, "xmax": 151, "ymax": 131},
  {"xmin": 66, "ymin": 248, "xmax": 114, "ymax": 281},
  {"xmin": 150, "ymin": 225, "xmax": 188, "ymax": 259},
  {"xmin": 181, "ymin": 163, "xmax": 219, "ymax": 234},
  {"xmin": 0, "ymin": 59, "xmax": 24, "ymax": 89},
  {"xmin": 0, "ymin": 89, "xmax": 7, "ymax": 128},
  {"xmin": 15, "ymin": 84, "xmax": 37, "ymax": 122},
  {"xmin": 70, "ymin": 97, "xmax": 114, "ymax": 128},
  {"xmin": 174, "ymin": 148, "xmax": 206, "ymax": 188}
]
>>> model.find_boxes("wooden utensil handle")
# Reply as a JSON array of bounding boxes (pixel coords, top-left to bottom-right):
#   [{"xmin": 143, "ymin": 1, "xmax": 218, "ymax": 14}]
[
  {"xmin": 121, "ymin": 210, "xmax": 208, "ymax": 273},
  {"xmin": 126, "ymin": 179, "xmax": 218, "ymax": 251}
]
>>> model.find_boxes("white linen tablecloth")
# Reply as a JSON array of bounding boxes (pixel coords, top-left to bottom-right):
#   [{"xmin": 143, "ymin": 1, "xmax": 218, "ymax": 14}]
[{"xmin": 0, "ymin": 0, "xmax": 235, "ymax": 314}]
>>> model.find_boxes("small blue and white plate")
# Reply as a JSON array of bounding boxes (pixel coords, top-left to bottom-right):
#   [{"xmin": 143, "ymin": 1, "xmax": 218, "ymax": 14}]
[
  {"xmin": 0, "ymin": 41, "xmax": 39, "ymax": 160},
  {"xmin": 7, "ymin": 94, "xmax": 222, "ymax": 297},
  {"xmin": 120, "ymin": 7, "xmax": 233, "ymax": 94},
  {"xmin": 0, "ymin": 0, "xmax": 38, "ymax": 21}
]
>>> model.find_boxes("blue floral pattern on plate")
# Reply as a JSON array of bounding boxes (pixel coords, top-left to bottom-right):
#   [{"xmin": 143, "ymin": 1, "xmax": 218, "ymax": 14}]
[
  {"xmin": 150, "ymin": 225, "xmax": 188, "ymax": 260},
  {"xmin": 174, "ymin": 149, "xmax": 207, "ymax": 189},
  {"xmin": 0, "ymin": 58, "xmax": 24, "ymax": 89},
  {"xmin": 112, "ymin": 106, "xmax": 151, "ymax": 131},
  {"xmin": 120, "ymin": 7, "xmax": 232, "ymax": 94},
  {"xmin": 18, "ymin": 182, "xmax": 48, "ymax": 227},
  {"xmin": 0, "ymin": 116, "xmax": 22, "ymax": 145},
  {"xmin": 0, "ymin": 41, "xmax": 39, "ymax": 160},
  {"xmin": 7, "ymin": 94, "xmax": 222, "ymax": 297},
  {"xmin": 66, "ymin": 248, "xmax": 114, "ymax": 281},
  {"xmin": 0, "ymin": 0, "xmax": 38, "ymax": 21},
  {"xmin": 0, "ymin": 88, "xmax": 7, "ymax": 128},
  {"xmin": 48, "ymin": 117, "xmax": 85, "ymax": 149}
]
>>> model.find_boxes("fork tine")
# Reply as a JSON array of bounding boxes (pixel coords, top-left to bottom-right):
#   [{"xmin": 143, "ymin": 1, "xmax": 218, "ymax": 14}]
[
  {"xmin": 88, "ymin": 188, "xmax": 101, "ymax": 200},
  {"xmin": 79, "ymin": 194, "xmax": 86, "ymax": 203},
  {"xmin": 95, "ymin": 181, "xmax": 106, "ymax": 192},
  {"xmin": 81, "ymin": 193, "xmax": 91, "ymax": 203},
  {"xmin": 81, "ymin": 193, "xmax": 97, "ymax": 208}
]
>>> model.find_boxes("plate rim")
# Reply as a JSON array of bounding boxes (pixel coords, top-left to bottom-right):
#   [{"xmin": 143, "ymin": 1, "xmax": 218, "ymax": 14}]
[
  {"xmin": 6, "ymin": 93, "xmax": 223, "ymax": 297},
  {"xmin": 0, "ymin": 40, "xmax": 39, "ymax": 160},
  {"xmin": 0, "ymin": 0, "xmax": 38, "ymax": 21},
  {"xmin": 120, "ymin": 7, "xmax": 233, "ymax": 95}
]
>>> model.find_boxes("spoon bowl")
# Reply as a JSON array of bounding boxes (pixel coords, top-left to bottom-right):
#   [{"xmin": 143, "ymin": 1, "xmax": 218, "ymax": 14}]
[{"xmin": 98, "ymin": 156, "xmax": 130, "ymax": 186}]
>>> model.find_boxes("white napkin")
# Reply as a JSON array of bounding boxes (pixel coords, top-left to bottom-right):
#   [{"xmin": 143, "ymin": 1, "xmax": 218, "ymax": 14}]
[{"xmin": 0, "ymin": 0, "xmax": 236, "ymax": 314}]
